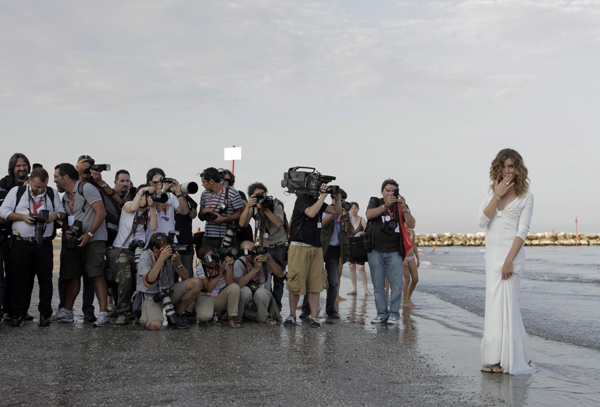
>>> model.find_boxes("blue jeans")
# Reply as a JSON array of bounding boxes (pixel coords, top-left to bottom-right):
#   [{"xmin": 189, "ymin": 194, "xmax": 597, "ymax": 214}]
[{"xmin": 368, "ymin": 250, "xmax": 403, "ymax": 319}]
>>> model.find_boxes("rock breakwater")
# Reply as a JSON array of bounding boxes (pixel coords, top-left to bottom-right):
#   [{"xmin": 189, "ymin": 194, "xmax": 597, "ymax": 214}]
[{"xmin": 415, "ymin": 233, "xmax": 600, "ymax": 247}]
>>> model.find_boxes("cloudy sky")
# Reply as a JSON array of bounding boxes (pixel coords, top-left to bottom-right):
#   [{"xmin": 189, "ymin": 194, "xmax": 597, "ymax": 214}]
[{"xmin": 1, "ymin": 0, "xmax": 598, "ymax": 234}]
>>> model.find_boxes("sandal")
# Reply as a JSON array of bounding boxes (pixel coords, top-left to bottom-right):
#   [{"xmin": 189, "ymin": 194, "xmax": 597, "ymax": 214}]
[
  {"xmin": 481, "ymin": 364, "xmax": 503, "ymax": 373},
  {"xmin": 263, "ymin": 317, "xmax": 277, "ymax": 325},
  {"xmin": 228, "ymin": 318, "xmax": 241, "ymax": 329}
]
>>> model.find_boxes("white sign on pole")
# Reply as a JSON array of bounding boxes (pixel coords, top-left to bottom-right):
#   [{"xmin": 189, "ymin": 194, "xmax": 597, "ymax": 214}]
[{"xmin": 224, "ymin": 147, "xmax": 242, "ymax": 161}]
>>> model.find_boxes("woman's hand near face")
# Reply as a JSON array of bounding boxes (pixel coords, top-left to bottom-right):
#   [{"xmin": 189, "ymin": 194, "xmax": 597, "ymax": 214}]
[{"xmin": 494, "ymin": 174, "xmax": 514, "ymax": 197}]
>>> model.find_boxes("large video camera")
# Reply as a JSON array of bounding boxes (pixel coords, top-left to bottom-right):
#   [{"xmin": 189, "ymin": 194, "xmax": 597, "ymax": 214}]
[
  {"xmin": 281, "ymin": 167, "xmax": 338, "ymax": 196},
  {"xmin": 31, "ymin": 209, "xmax": 49, "ymax": 244},
  {"xmin": 64, "ymin": 220, "xmax": 83, "ymax": 249}
]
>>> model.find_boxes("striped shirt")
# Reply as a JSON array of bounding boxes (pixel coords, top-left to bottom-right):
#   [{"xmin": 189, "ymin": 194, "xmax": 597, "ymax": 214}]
[{"xmin": 200, "ymin": 186, "xmax": 244, "ymax": 238}]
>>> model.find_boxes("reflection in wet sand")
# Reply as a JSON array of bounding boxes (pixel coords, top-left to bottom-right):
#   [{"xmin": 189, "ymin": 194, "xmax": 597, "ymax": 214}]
[
  {"xmin": 345, "ymin": 296, "xmax": 368, "ymax": 325},
  {"xmin": 480, "ymin": 372, "xmax": 532, "ymax": 406}
]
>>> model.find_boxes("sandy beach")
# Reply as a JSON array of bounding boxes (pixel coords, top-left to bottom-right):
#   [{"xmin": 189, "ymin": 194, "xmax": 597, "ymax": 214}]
[{"xmin": 1, "ymin": 244, "xmax": 598, "ymax": 406}]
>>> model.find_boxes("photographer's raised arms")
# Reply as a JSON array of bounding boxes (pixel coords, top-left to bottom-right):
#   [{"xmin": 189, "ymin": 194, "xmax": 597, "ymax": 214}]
[{"xmin": 0, "ymin": 156, "xmax": 414, "ymax": 330}]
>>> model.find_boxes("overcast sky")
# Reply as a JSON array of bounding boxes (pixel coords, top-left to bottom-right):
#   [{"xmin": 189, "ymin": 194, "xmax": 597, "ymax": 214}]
[{"xmin": 1, "ymin": 0, "xmax": 598, "ymax": 234}]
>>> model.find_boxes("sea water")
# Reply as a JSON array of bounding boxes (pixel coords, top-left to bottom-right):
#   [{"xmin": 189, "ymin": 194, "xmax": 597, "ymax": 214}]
[{"xmin": 417, "ymin": 245, "xmax": 600, "ymax": 350}]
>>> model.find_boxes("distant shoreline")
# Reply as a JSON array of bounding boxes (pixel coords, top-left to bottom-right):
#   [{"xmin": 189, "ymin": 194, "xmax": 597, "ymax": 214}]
[{"xmin": 415, "ymin": 232, "xmax": 600, "ymax": 247}]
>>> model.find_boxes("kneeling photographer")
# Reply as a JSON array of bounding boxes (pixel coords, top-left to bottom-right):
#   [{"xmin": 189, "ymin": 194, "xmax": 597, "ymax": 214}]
[
  {"xmin": 194, "ymin": 246, "xmax": 241, "ymax": 328},
  {"xmin": 239, "ymin": 182, "xmax": 288, "ymax": 310},
  {"xmin": 234, "ymin": 241, "xmax": 282, "ymax": 325},
  {"xmin": 137, "ymin": 232, "xmax": 202, "ymax": 331},
  {"xmin": 111, "ymin": 185, "xmax": 158, "ymax": 325}
]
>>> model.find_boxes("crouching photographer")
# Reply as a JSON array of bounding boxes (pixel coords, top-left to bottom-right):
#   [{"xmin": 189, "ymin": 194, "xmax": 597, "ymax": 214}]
[
  {"xmin": 239, "ymin": 182, "xmax": 288, "ymax": 310},
  {"xmin": 194, "ymin": 246, "xmax": 241, "ymax": 328},
  {"xmin": 111, "ymin": 185, "xmax": 158, "ymax": 325},
  {"xmin": 234, "ymin": 241, "xmax": 283, "ymax": 325},
  {"xmin": 137, "ymin": 232, "xmax": 203, "ymax": 331}
]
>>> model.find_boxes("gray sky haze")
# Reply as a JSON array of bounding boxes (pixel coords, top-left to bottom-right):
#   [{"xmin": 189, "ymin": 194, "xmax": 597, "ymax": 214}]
[{"xmin": 1, "ymin": 0, "xmax": 598, "ymax": 233}]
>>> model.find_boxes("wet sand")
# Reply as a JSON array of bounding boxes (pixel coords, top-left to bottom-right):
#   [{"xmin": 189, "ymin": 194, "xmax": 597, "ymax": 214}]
[{"xmin": 1, "ymin": 244, "xmax": 598, "ymax": 406}]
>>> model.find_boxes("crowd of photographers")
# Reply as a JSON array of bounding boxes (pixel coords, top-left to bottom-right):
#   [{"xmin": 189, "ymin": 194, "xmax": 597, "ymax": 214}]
[{"xmin": 0, "ymin": 153, "xmax": 414, "ymax": 330}]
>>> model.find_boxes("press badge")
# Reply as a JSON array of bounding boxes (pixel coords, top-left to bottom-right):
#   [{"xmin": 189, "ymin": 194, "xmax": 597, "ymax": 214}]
[
  {"xmin": 68, "ymin": 216, "xmax": 74, "ymax": 226},
  {"xmin": 263, "ymin": 232, "xmax": 269, "ymax": 239},
  {"xmin": 317, "ymin": 220, "xmax": 322, "ymax": 229}
]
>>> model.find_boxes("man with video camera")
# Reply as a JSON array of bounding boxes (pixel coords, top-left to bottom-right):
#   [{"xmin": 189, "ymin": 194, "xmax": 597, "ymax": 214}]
[
  {"xmin": 111, "ymin": 185, "xmax": 158, "ymax": 325},
  {"xmin": 137, "ymin": 232, "xmax": 202, "ymax": 330},
  {"xmin": 366, "ymin": 179, "xmax": 415, "ymax": 325},
  {"xmin": 234, "ymin": 240, "xmax": 282, "ymax": 324},
  {"xmin": 198, "ymin": 167, "xmax": 244, "ymax": 249},
  {"xmin": 0, "ymin": 167, "xmax": 64, "ymax": 327},
  {"xmin": 281, "ymin": 167, "xmax": 342, "ymax": 329},
  {"xmin": 239, "ymin": 182, "xmax": 288, "ymax": 311},
  {"xmin": 195, "ymin": 245, "xmax": 241, "ymax": 328},
  {"xmin": 51, "ymin": 163, "xmax": 111, "ymax": 326}
]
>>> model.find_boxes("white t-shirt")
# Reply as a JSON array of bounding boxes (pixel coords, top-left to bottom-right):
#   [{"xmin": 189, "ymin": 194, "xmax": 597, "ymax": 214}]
[
  {"xmin": 147, "ymin": 193, "xmax": 179, "ymax": 242},
  {"xmin": 113, "ymin": 202, "xmax": 151, "ymax": 249}
]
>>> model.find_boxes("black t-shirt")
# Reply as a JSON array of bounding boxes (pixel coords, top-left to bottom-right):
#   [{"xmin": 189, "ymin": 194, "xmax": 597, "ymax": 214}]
[
  {"xmin": 290, "ymin": 194, "xmax": 329, "ymax": 247},
  {"xmin": 367, "ymin": 197, "xmax": 404, "ymax": 253},
  {"xmin": 175, "ymin": 196, "xmax": 198, "ymax": 245}
]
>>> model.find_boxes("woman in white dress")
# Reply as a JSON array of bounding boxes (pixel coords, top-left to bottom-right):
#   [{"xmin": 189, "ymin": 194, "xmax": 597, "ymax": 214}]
[{"xmin": 478, "ymin": 149, "xmax": 536, "ymax": 375}]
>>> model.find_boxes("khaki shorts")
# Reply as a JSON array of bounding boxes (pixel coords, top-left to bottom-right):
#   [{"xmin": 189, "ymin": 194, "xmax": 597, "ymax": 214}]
[
  {"xmin": 140, "ymin": 280, "xmax": 188, "ymax": 327},
  {"xmin": 62, "ymin": 240, "xmax": 106, "ymax": 280},
  {"xmin": 286, "ymin": 244, "xmax": 327, "ymax": 295}
]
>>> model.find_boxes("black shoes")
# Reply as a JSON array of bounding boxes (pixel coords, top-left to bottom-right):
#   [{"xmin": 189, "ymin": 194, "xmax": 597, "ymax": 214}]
[
  {"xmin": 39, "ymin": 315, "xmax": 51, "ymax": 327},
  {"xmin": 11, "ymin": 316, "xmax": 25, "ymax": 327},
  {"xmin": 83, "ymin": 312, "xmax": 97, "ymax": 323}
]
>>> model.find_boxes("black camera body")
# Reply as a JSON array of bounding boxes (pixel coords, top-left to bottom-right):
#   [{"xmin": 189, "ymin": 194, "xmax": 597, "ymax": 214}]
[
  {"xmin": 65, "ymin": 220, "xmax": 83, "ymax": 249},
  {"xmin": 31, "ymin": 209, "xmax": 50, "ymax": 244},
  {"xmin": 166, "ymin": 231, "xmax": 191, "ymax": 256},
  {"xmin": 241, "ymin": 245, "xmax": 268, "ymax": 257},
  {"xmin": 147, "ymin": 192, "xmax": 169, "ymax": 204},
  {"xmin": 281, "ymin": 167, "xmax": 337, "ymax": 197},
  {"xmin": 91, "ymin": 164, "xmax": 111, "ymax": 173},
  {"xmin": 254, "ymin": 193, "xmax": 275, "ymax": 211},
  {"xmin": 201, "ymin": 202, "xmax": 227, "ymax": 222},
  {"xmin": 214, "ymin": 246, "xmax": 238, "ymax": 262},
  {"xmin": 382, "ymin": 219, "xmax": 399, "ymax": 235},
  {"xmin": 342, "ymin": 201, "xmax": 352, "ymax": 211},
  {"xmin": 160, "ymin": 177, "xmax": 174, "ymax": 184}
]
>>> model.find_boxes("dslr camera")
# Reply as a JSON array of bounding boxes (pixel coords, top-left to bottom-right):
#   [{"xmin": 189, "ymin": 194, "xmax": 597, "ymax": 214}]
[
  {"xmin": 128, "ymin": 239, "xmax": 146, "ymax": 264},
  {"xmin": 213, "ymin": 246, "xmax": 238, "ymax": 263},
  {"xmin": 241, "ymin": 246, "xmax": 268, "ymax": 256},
  {"xmin": 160, "ymin": 176, "xmax": 198, "ymax": 195},
  {"xmin": 281, "ymin": 167, "xmax": 338, "ymax": 197},
  {"xmin": 167, "ymin": 231, "xmax": 192, "ymax": 256},
  {"xmin": 152, "ymin": 287, "xmax": 180, "ymax": 327},
  {"xmin": 31, "ymin": 209, "xmax": 50, "ymax": 244},
  {"xmin": 82, "ymin": 158, "xmax": 111, "ymax": 174},
  {"xmin": 253, "ymin": 193, "xmax": 275, "ymax": 212},
  {"xmin": 202, "ymin": 202, "xmax": 227, "ymax": 222},
  {"xmin": 64, "ymin": 220, "xmax": 83, "ymax": 249}
]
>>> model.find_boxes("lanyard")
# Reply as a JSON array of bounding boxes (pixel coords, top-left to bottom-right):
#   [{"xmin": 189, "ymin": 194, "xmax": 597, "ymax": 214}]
[
  {"xmin": 69, "ymin": 181, "xmax": 80, "ymax": 215},
  {"xmin": 208, "ymin": 185, "xmax": 224, "ymax": 211},
  {"xmin": 28, "ymin": 187, "xmax": 46, "ymax": 215}
]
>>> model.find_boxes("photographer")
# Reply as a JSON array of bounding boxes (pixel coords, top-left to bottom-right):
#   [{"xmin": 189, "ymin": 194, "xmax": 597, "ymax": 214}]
[
  {"xmin": 234, "ymin": 241, "xmax": 282, "ymax": 324},
  {"xmin": 113, "ymin": 170, "xmax": 133, "ymax": 201},
  {"xmin": 0, "ymin": 168, "xmax": 64, "ymax": 327},
  {"xmin": 51, "ymin": 163, "xmax": 110, "ymax": 327},
  {"xmin": 365, "ymin": 179, "xmax": 415, "ymax": 325},
  {"xmin": 0, "ymin": 153, "xmax": 31, "ymax": 323},
  {"xmin": 195, "ymin": 246, "xmax": 241, "ymax": 328},
  {"xmin": 300, "ymin": 189, "xmax": 352, "ymax": 320},
  {"xmin": 199, "ymin": 167, "xmax": 244, "ymax": 249},
  {"xmin": 239, "ymin": 182, "xmax": 287, "ymax": 310},
  {"xmin": 174, "ymin": 195, "xmax": 198, "ymax": 280},
  {"xmin": 111, "ymin": 185, "xmax": 158, "ymax": 325},
  {"xmin": 146, "ymin": 168, "xmax": 190, "ymax": 240},
  {"xmin": 284, "ymin": 174, "xmax": 341, "ymax": 329},
  {"xmin": 77, "ymin": 155, "xmax": 124, "ymax": 206},
  {"xmin": 137, "ymin": 232, "xmax": 202, "ymax": 331}
]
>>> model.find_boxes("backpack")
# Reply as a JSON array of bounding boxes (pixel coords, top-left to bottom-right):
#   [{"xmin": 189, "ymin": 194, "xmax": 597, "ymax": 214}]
[{"xmin": 72, "ymin": 181, "xmax": 121, "ymax": 231}]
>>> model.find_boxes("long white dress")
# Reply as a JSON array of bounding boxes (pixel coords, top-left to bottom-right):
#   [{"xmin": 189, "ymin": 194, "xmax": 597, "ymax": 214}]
[{"xmin": 478, "ymin": 186, "xmax": 536, "ymax": 375}]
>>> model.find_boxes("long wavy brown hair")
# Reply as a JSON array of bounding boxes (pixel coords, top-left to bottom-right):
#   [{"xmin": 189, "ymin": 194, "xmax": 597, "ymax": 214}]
[{"xmin": 489, "ymin": 148, "xmax": 529, "ymax": 197}]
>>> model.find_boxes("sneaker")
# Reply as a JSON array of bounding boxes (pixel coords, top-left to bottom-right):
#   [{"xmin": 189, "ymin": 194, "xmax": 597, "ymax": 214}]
[
  {"xmin": 114, "ymin": 315, "xmax": 129, "ymax": 326},
  {"xmin": 298, "ymin": 312, "xmax": 310, "ymax": 320},
  {"xmin": 309, "ymin": 318, "xmax": 322, "ymax": 328},
  {"xmin": 83, "ymin": 312, "xmax": 97, "ymax": 323},
  {"xmin": 371, "ymin": 316, "xmax": 387, "ymax": 324},
  {"xmin": 170, "ymin": 319, "xmax": 189, "ymax": 329},
  {"xmin": 11, "ymin": 316, "xmax": 25, "ymax": 327},
  {"xmin": 387, "ymin": 316, "xmax": 399, "ymax": 325},
  {"xmin": 50, "ymin": 308, "xmax": 74, "ymax": 323},
  {"xmin": 39, "ymin": 315, "xmax": 51, "ymax": 327},
  {"xmin": 284, "ymin": 315, "xmax": 296, "ymax": 327},
  {"xmin": 92, "ymin": 312, "xmax": 110, "ymax": 327},
  {"xmin": 327, "ymin": 312, "xmax": 340, "ymax": 320}
]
